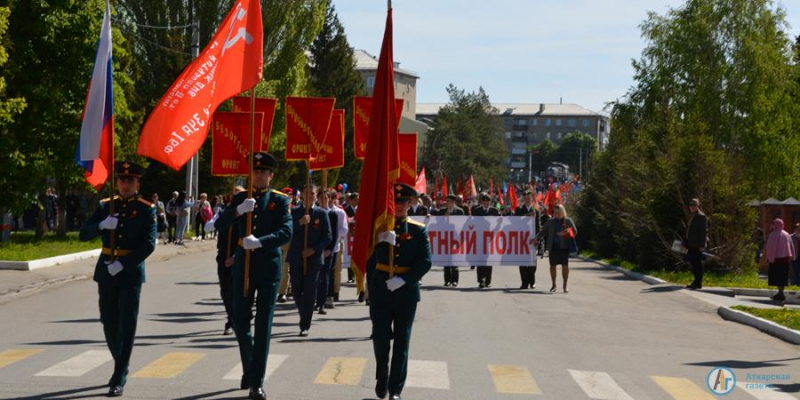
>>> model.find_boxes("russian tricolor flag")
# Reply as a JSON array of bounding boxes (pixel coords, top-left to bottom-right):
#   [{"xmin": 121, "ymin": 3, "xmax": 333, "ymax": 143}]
[{"xmin": 76, "ymin": 1, "xmax": 114, "ymax": 190}]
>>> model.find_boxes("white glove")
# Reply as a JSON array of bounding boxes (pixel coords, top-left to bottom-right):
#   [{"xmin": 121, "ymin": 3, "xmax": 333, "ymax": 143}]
[
  {"xmin": 242, "ymin": 235, "xmax": 262, "ymax": 250},
  {"xmin": 204, "ymin": 220, "xmax": 216, "ymax": 233},
  {"xmin": 377, "ymin": 231, "xmax": 396, "ymax": 246},
  {"xmin": 99, "ymin": 216, "xmax": 118, "ymax": 230},
  {"xmin": 237, "ymin": 198, "xmax": 256, "ymax": 215},
  {"xmin": 386, "ymin": 277, "xmax": 406, "ymax": 292},
  {"xmin": 105, "ymin": 260, "xmax": 123, "ymax": 276}
]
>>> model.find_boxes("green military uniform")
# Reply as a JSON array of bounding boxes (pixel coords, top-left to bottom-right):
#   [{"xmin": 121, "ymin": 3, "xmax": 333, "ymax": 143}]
[
  {"xmin": 214, "ymin": 152, "xmax": 292, "ymax": 399},
  {"xmin": 79, "ymin": 161, "xmax": 156, "ymax": 395},
  {"xmin": 368, "ymin": 184, "xmax": 432, "ymax": 400}
]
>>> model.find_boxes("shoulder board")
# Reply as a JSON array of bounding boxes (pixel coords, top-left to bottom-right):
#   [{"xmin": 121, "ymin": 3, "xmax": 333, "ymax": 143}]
[
  {"xmin": 100, "ymin": 195, "xmax": 121, "ymax": 203},
  {"xmin": 137, "ymin": 198, "xmax": 154, "ymax": 207},
  {"xmin": 406, "ymin": 218, "xmax": 425, "ymax": 227},
  {"xmin": 271, "ymin": 189, "xmax": 288, "ymax": 197}
]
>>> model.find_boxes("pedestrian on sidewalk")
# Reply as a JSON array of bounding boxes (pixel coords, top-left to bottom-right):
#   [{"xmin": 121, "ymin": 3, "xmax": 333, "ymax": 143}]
[
  {"xmin": 174, "ymin": 192, "xmax": 193, "ymax": 245},
  {"xmin": 194, "ymin": 193, "xmax": 212, "ymax": 241},
  {"xmin": 533, "ymin": 204, "xmax": 577, "ymax": 293},
  {"xmin": 152, "ymin": 193, "xmax": 168, "ymax": 245},
  {"xmin": 166, "ymin": 191, "xmax": 178, "ymax": 243},
  {"xmin": 790, "ymin": 223, "xmax": 800, "ymax": 287},
  {"xmin": 683, "ymin": 198, "xmax": 708, "ymax": 290},
  {"xmin": 79, "ymin": 161, "xmax": 156, "ymax": 397},
  {"xmin": 766, "ymin": 218, "xmax": 795, "ymax": 302}
]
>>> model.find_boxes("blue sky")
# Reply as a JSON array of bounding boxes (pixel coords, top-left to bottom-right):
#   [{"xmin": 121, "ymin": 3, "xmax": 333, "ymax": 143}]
[{"xmin": 333, "ymin": 0, "xmax": 800, "ymax": 114}]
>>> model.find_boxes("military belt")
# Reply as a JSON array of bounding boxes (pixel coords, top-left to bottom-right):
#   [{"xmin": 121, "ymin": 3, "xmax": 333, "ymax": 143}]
[
  {"xmin": 376, "ymin": 263, "xmax": 410, "ymax": 274},
  {"xmin": 102, "ymin": 247, "xmax": 131, "ymax": 256}
]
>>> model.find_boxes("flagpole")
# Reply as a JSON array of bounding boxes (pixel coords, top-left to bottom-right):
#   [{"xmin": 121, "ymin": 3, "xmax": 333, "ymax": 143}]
[
  {"xmin": 108, "ymin": 123, "xmax": 116, "ymax": 261},
  {"xmin": 303, "ymin": 162, "xmax": 311, "ymax": 276},
  {"xmin": 244, "ymin": 88, "xmax": 256, "ymax": 296}
]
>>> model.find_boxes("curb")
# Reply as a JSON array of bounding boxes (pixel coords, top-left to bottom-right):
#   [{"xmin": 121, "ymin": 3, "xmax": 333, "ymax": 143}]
[
  {"xmin": 718, "ymin": 307, "xmax": 800, "ymax": 345},
  {"xmin": 577, "ymin": 256, "xmax": 667, "ymax": 285},
  {"xmin": 0, "ymin": 249, "xmax": 102, "ymax": 271},
  {"xmin": 731, "ymin": 287, "xmax": 798, "ymax": 298}
]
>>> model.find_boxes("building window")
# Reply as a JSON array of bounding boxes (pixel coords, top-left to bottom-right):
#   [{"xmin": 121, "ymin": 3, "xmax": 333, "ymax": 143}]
[
  {"xmin": 531, "ymin": 132, "xmax": 537, "ymax": 140},
  {"xmin": 367, "ymin": 77, "xmax": 375, "ymax": 88},
  {"xmin": 515, "ymin": 118, "xmax": 527, "ymax": 126},
  {"xmin": 532, "ymin": 118, "xmax": 538, "ymax": 126},
  {"xmin": 555, "ymin": 119, "xmax": 562, "ymax": 127},
  {"xmin": 545, "ymin": 132, "xmax": 551, "ymax": 140},
  {"xmin": 505, "ymin": 132, "xmax": 511, "ymax": 139},
  {"xmin": 544, "ymin": 119, "xmax": 551, "ymax": 126},
  {"xmin": 568, "ymin": 119, "xmax": 577, "ymax": 127},
  {"xmin": 583, "ymin": 119, "xmax": 590, "ymax": 127},
  {"xmin": 557, "ymin": 132, "xmax": 563, "ymax": 140}
]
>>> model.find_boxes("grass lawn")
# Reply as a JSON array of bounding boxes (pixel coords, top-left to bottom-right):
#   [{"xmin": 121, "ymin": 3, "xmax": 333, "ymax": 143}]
[
  {"xmin": 579, "ymin": 250, "xmax": 800, "ymax": 290},
  {"xmin": 0, "ymin": 231, "xmax": 101, "ymax": 261},
  {"xmin": 731, "ymin": 306, "xmax": 800, "ymax": 331}
]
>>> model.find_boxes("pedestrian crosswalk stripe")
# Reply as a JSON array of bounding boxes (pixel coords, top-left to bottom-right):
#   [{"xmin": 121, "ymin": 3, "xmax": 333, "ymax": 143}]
[
  {"xmin": 568, "ymin": 369, "xmax": 633, "ymax": 400},
  {"xmin": 223, "ymin": 354, "xmax": 289, "ymax": 381},
  {"xmin": 651, "ymin": 376, "xmax": 715, "ymax": 400},
  {"xmin": 0, "ymin": 349, "xmax": 43, "ymax": 369},
  {"xmin": 736, "ymin": 382, "xmax": 797, "ymax": 400},
  {"xmin": 131, "ymin": 352, "xmax": 205, "ymax": 379},
  {"xmin": 406, "ymin": 360, "xmax": 449, "ymax": 390},
  {"xmin": 35, "ymin": 350, "xmax": 112, "ymax": 377},
  {"xmin": 313, "ymin": 357, "xmax": 367, "ymax": 385},
  {"xmin": 488, "ymin": 364, "xmax": 542, "ymax": 394}
]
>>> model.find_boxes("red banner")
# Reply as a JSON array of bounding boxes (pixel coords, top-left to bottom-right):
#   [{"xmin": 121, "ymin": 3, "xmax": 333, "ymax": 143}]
[
  {"xmin": 136, "ymin": 0, "xmax": 263, "ymax": 170},
  {"xmin": 285, "ymin": 97, "xmax": 335, "ymax": 161},
  {"xmin": 398, "ymin": 133, "xmax": 417, "ymax": 186},
  {"xmin": 210, "ymin": 112, "xmax": 264, "ymax": 176},
  {"xmin": 309, "ymin": 109, "xmax": 345, "ymax": 171},
  {"xmin": 353, "ymin": 96, "xmax": 404, "ymax": 160},
  {"xmin": 415, "ymin": 166, "xmax": 427, "ymax": 195},
  {"xmin": 232, "ymin": 97, "xmax": 277, "ymax": 152}
]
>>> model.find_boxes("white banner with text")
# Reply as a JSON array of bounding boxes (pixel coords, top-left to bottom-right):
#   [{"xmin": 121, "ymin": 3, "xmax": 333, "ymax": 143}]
[{"xmin": 341, "ymin": 216, "xmax": 537, "ymax": 267}]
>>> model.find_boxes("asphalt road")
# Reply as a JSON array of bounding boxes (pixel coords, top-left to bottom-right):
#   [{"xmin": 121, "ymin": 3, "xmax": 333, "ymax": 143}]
[{"xmin": 0, "ymin": 247, "xmax": 798, "ymax": 399}]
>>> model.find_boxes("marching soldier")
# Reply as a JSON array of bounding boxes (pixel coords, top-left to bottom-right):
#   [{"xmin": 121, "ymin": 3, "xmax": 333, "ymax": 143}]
[
  {"xmin": 79, "ymin": 161, "xmax": 156, "ymax": 397},
  {"xmin": 369, "ymin": 183, "xmax": 432, "ymax": 400},
  {"xmin": 437, "ymin": 194, "xmax": 465, "ymax": 286},
  {"xmin": 287, "ymin": 185, "xmax": 331, "ymax": 336},
  {"xmin": 515, "ymin": 190, "xmax": 540, "ymax": 289},
  {"xmin": 214, "ymin": 152, "xmax": 293, "ymax": 400},
  {"xmin": 205, "ymin": 186, "xmax": 246, "ymax": 335},
  {"xmin": 472, "ymin": 192, "xmax": 500, "ymax": 288}
]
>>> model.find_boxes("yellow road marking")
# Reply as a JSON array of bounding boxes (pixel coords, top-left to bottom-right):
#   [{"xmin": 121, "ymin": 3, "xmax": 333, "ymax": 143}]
[
  {"xmin": 131, "ymin": 352, "xmax": 205, "ymax": 378},
  {"xmin": 488, "ymin": 364, "xmax": 542, "ymax": 394},
  {"xmin": 0, "ymin": 349, "xmax": 43, "ymax": 369},
  {"xmin": 652, "ymin": 376, "xmax": 716, "ymax": 400},
  {"xmin": 313, "ymin": 357, "xmax": 367, "ymax": 385}
]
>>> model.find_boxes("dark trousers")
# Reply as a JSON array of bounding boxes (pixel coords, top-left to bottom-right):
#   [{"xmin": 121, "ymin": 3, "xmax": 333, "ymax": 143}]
[
  {"xmin": 290, "ymin": 261, "xmax": 322, "ymax": 331},
  {"xmin": 687, "ymin": 248, "xmax": 703, "ymax": 287},
  {"xmin": 519, "ymin": 266, "xmax": 537, "ymax": 287},
  {"xmin": 347, "ymin": 265, "xmax": 355, "ymax": 281},
  {"xmin": 316, "ymin": 254, "xmax": 336, "ymax": 307},
  {"xmin": 217, "ymin": 260, "xmax": 234, "ymax": 329},
  {"xmin": 98, "ymin": 282, "xmax": 141, "ymax": 387},
  {"xmin": 371, "ymin": 300, "xmax": 417, "ymax": 396},
  {"xmin": 477, "ymin": 266, "xmax": 493, "ymax": 285},
  {"xmin": 167, "ymin": 216, "xmax": 176, "ymax": 242},
  {"xmin": 232, "ymin": 274, "xmax": 277, "ymax": 389},
  {"xmin": 443, "ymin": 266, "xmax": 459, "ymax": 284},
  {"xmin": 793, "ymin": 260, "xmax": 800, "ymax": 286},
  {"xmin": 194, "ymin": 214, "xmax": 206, "ymax": 239}
]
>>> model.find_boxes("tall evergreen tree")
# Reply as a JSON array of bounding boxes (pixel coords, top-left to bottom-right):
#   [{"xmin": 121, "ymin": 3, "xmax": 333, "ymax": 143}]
[{"xmin": 307, "ymin": 2, "xmax": 363, "ymax": 190}]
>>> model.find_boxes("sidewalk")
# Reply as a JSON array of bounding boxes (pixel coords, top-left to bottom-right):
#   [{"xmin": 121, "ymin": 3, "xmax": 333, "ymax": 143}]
[
  {"xmin": 579, "ymin": 256, "xmax": 800, "ymax": 344},
  {"xmin": 0, "ymin": 238, "xmax": 217, "ymax": 303}
]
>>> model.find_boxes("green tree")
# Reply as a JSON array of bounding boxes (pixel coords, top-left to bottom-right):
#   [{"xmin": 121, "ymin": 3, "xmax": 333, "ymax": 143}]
[
  {"xmin": 2, "ymin": 0, "xmax": 138, "ymax": 236},
  {"xmin": 575, "ymin": 0, "xmax": 800, "ymax": 272},
  {"xmin": 528, "ymin": 139, "xmax": 557, "ymax": 175},
  {"xmin": 423, "ymin": 85, "xmax": 507, "ymax": 190},
  {"xmin": 308, "ymin": 1, "xmax": 363, "ymax": 190},
  {"xmin": 553, "ymin": 131, "xmax": 596, "ymax": 174},
  {"xmin": 0, "ymin": 6, "xmax": 25, "ymax": 124}
]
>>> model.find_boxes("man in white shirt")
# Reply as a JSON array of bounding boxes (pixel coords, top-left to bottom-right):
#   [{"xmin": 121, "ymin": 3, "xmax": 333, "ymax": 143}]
[{"xmin": 326, "ymin": 191, "xmax": 349, "ymax": 307}]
